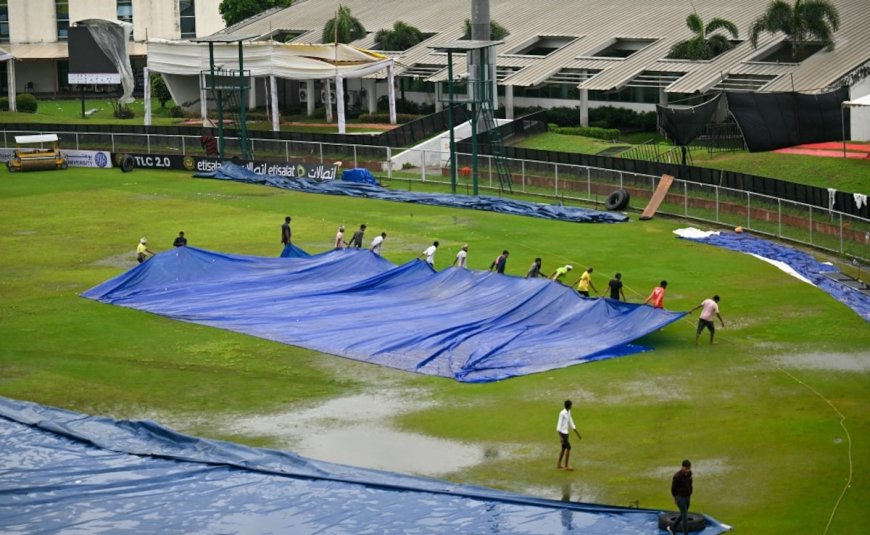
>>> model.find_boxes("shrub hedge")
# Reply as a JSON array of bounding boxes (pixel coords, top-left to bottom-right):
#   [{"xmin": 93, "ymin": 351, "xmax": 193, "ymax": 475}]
[
  {"xmin": 16, "ymin": 93, "xmax": 38, "ymax": 113},
  {"xmin": 549, "ymin": 125, "xmax": 621, "ymax": 140}
]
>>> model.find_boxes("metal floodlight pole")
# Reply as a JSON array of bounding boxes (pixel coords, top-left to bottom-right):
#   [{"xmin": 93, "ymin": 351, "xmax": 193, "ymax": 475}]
[
  {"xmin": 447, "ymin": 50, "xmax": 457, "ymax": 194},
  {"xmin": 238, "ymin": 41, "xmax": 248, "ymax": 160},
  {"xmin": 471, "ymin": 88, "xmax": 479, "ymax": 196},
  {"xmin": 208, "ymin": 42, "xmax": 224, "ymax": 159}
]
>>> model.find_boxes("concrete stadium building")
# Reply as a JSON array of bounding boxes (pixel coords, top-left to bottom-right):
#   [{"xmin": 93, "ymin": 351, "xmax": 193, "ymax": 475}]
[
  {"xmin": 0, "ymin": 0, "xmax": 223, "ymax": 98},
  {"xmin": 211, "ymin": 0, "xmax": 870, "ymax": 139}
]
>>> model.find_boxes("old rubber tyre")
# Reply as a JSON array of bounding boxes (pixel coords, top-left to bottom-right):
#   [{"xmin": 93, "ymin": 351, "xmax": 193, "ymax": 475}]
[
  {"xmin": 657, "ymin": 511, "xmax": 707, "ymax": 532},
  {"xmin": 605, "ymin": 188, "xmax": 629, "ymax": 210},
  {"xmin": 120, "ymin": 154, "xmax": 135, "ymax": 173}
]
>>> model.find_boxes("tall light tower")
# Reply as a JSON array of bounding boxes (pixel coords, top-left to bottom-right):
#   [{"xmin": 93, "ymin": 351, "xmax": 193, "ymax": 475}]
[{"xmin": 470, "ymin": 0, "xmax": 490, "ymax": 134}]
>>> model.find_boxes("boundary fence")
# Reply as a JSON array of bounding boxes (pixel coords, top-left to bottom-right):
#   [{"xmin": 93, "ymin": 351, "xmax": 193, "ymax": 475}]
[{"xmin": 2, "ymin": 128, "xmax": 867, "ymax": 263}]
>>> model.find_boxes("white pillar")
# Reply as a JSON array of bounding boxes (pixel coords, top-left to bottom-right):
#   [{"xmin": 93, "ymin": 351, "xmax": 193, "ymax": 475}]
[
  {"xmin": 200, "ymin": 75, "xmax": 209, "ymax": 126},
  {"xmin": 336, "ymin": 75, "xmax": 346, "ymax": 134},
  {"xmin": 306, "ymin": 79, "xmax": 315, "ymax": 116},
  {"xmin": 387, "ymin": 62, "xmax": 397, "ymax": 125},
  {"xmin": 505, "ymin": 85, "xmax": 514, "ymax": 120},
  {"xmin": 490, "ymin": 46, "xmax": 498, "ymax": 110},
  {"xmin": 659, "ymin": 87, "xmax": 668, "ymax": 106},
  {"xmin": 435, "ymin": 82, "xmax": 443, "ymax": 113},
  {"xmin": 579, "ymin": 88, "xmax": 589, "ymax": 127},
  {"xmin": 325, "ymin": 78, "xmax": 333, "ymax": 122},
  {"xmin": 366, "ymin": 78, "xmax": 377, "ymax": 114},
  {"xmin": 143, "ymin": 67, "xmax": 152, "ymax": 126},
  {"xmin": 270, "ymin": 75, "xmax": 280, "ymax": 132},
  {"xmin": 7, "ymin": 60, "xmax": 16, "ymax": 112}
]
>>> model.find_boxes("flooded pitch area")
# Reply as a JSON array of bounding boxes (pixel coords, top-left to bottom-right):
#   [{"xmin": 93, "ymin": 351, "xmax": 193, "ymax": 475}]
[{"xmin": 223, "ymin": 390, "xmax": 488, "ymax": 477}]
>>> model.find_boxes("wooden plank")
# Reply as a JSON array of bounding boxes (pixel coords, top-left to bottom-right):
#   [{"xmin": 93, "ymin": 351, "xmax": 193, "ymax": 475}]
[{"xmin": 639, "ymin": 174, "xmax": 674, "ymax": 221}]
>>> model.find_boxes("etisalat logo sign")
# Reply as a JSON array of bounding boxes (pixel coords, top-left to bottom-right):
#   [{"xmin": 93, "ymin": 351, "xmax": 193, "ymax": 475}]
[
  {"xmin": 119, "ymin": 153, "xmax": 341, "ymax": 180},
  {"xmin": 190, "ymin": 158, "xmax": 340, "ymax": 180}
]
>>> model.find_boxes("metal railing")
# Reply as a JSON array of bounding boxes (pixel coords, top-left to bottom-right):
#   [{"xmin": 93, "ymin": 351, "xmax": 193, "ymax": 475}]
[{"xmin": 3, "ymin": 129, "xmax": 866, "ymax": 263}]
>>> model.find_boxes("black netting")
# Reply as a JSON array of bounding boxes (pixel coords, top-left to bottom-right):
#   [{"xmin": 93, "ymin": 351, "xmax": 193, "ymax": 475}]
[
  {"xmin": 657, "ymin": 93, "xmax": 722, "ymax": 146},
  {"xmin": 727, "ymin": 88, "xmax": 849, "ymax": 152}
]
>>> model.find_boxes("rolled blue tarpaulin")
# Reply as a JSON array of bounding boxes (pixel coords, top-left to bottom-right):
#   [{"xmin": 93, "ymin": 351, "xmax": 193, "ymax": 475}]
[{"xmin": 196, "ymin": 162, "xmax": 629, "ymax": 224}]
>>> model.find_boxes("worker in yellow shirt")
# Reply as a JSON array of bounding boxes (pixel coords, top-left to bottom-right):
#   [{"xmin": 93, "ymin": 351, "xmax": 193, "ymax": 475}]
[
  {"xmin": 136, "ymin": 237, "xmax": 156, "ymax": 264},
  {"xmin": 573, "ymin": 267, "xmax": 598, "ymax": 297}
]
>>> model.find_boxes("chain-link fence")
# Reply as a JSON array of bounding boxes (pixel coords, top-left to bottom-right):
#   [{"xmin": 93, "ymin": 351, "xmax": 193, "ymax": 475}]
[{"xmin": 3, "ymin": 130, "xmax": 866, "ymax": 262}]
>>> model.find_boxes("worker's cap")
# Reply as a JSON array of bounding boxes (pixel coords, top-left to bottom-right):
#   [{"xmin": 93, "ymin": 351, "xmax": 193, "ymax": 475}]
[
  {"xmin": 566, "ymin": 265, "xmax": 573, "ymax": 270},
  {"xmin": 462, "ymin": 244, "xmax": 468, "ymax": 249},
  {"xmin": 140, "ymin": 237, "xmax": 147, "ymax": 244}
]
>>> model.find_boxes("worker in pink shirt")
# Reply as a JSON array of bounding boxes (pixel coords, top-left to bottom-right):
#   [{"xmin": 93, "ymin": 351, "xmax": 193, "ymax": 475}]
[{"xmin": 690, "ymin": 295, "xmax": 725, "ymax": 345}]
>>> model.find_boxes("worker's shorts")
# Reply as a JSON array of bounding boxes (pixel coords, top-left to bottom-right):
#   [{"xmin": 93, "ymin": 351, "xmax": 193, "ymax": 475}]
[{"xmin": 696, "ymin": 319, "xmax": 715, "ymax": 334}]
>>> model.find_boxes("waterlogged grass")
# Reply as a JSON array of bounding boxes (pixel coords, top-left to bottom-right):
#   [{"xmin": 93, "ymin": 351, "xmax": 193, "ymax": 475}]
[{"xmin": 1, "ymin": 167, "xmax": 868, "ymax": 533}]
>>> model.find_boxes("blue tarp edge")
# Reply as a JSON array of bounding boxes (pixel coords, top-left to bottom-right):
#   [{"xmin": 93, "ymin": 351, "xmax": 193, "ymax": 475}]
[{"xmin": 0, "ymin": 395, "xmax": 731, "ymax": 534}]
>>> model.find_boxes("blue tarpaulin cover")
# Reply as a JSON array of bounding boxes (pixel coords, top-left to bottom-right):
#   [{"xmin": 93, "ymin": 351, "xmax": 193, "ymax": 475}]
[
  {"xmin": 679, "ymin": 232, "xmax": 870, "ymax": 322},
  {"xmin": 82, "ymin": 247, "xmax": 685, "ymax": 382},
  {"xmin": 341, "ymin": 167, "xmax": 379, "ymax": 185},
  {"xmin": 0, "ymin": 396, "xmax": 731, "ymax": 534},
  {"xmin": 196, "ymin": 162, "xmax": 629, "ymax": 224}
]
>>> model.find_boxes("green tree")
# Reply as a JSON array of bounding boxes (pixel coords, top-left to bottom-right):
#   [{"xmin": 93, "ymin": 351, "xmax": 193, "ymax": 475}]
[
  {"xmin": 668, "ymin": 13, "xmax": 738, "ymax": 60},
  {"xmin": 219, "ymin": 0, "xmax": 293, "ymax": 27},
  {"xmin": 749, "ymin": 0, "xmax": 840, "ymax": 59},
  {"xmin": 322, "ymin": 5, "xmax": 366, "ymax": 44},
  {"xmin": 462, "ymin": 19, "xmax": 509, "ymax": 40},
  {"xmin": 374, "ymin": 21, "xmax": 424, "ymax": 51},
  {"xmin": 151, "ymin": 73, "xmax": 173, "ymax": 108}
]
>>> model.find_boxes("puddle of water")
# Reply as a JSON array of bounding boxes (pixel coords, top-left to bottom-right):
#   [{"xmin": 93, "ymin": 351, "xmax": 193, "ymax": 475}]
[
  {"xmin": 646, "ymin": 457, "xmax": 731, "ymax": 479},
  {"xmin": 773, "ymin": 352, "xmax": 870, "ymax": 373},
  {"xmin": 296, "ymin": 425, "xmax": 484, "ymax": 476},
  {"xmin": 223, "ymin": 390, "xmax": 487, "ymax": 477}
]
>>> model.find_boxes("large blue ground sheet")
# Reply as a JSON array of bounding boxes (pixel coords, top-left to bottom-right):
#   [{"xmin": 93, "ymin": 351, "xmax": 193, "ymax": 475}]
[
  {"xmin": 82, "ymin": 247, "xmax": 685, "ymax": 382},
  {"xmin": 0, "ymin": 397, "xmax": 730, "ymax": 534}
]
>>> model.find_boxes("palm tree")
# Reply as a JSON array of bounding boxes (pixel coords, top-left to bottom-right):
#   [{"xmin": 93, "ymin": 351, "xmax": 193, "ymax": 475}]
[
  {"xmin": 668, "ymin": 13, "xmax": 739, "ymax": 60},
  {"xmin": 322, "ymin": 4, "xmax": 366, "ymax": 44},
  {"xmin": 749, "ymin": 0, "xmax": 840, "ymax": 59},
  {"xmin": 461, "ymin": 19, "xmax": 509, "ymax": 40},
  {"xmin": 374, "ymin": 21, "xmax": 424, "ymax": 51}
]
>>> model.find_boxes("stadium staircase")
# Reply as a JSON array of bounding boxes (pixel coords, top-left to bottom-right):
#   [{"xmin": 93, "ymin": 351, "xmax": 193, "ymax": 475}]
[{"xmin": 480, "ymin": 97, "xmax": 513, "ymax": 194}]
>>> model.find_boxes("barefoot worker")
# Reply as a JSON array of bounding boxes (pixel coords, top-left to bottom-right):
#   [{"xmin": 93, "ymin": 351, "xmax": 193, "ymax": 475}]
[
  {"xmin": 556, "ymin": 400, "xmax": 582, "ymax": 471},
  {"xmin": 690, "ymin": 295, "xmax": 725, "ymax": 345}
]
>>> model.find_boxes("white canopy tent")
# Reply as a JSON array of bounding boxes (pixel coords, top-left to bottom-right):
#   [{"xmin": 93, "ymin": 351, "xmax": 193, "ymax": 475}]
[
  {"xmin": 0, "ymin": 47, "xmax": 15, "ymax": 112},
  {"xmin": 842, "ymin": 94, "xmax": 870, "ymax": 108},
  {"xmin": 145, "ymin": 40, "xmax": 396, "ymax": 133},
  {"xmin": 841, "ymin": 93, "xmax": 870, "ymax": 155}
]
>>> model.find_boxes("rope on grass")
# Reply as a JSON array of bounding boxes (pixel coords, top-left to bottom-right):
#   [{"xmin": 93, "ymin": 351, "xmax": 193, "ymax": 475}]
[
  {"xmin": 678, "ymin": 317, "xmax": 854, "ymax": 535},
  {"xmin": 773, "ymin": 365, "xmax": 853, "ymax": 535}
]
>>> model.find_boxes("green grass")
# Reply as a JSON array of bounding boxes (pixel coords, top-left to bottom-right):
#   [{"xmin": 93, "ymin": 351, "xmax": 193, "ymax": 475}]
[
  {"xmin": 516, "ymin": 132, "xmax": 870, "ymax": 192},
  {"xmin": 1, "ymin": 167, "xmax": 869, "ymax": 533},
  {"xmin": 0, "ymin": 97, "xmax": 390, "ymax": 133},
  {"xmin": 1, "ymin": 97, "xmax": 182, "ymax": 126}
]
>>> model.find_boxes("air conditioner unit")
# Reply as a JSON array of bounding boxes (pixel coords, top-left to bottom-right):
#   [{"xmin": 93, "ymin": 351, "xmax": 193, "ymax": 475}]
[
  {"xmin": 320, "ymin": 89, "xmax": 335, "ymax": 102},
  {"xmin": 298, "ymin": 88, "xmax": 308, "ymax": 103}
]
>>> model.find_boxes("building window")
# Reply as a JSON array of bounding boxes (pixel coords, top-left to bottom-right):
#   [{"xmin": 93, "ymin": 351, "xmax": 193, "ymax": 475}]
[
  {"xmin": 0, "ymin": 0, "xmax": 9, "ymax": 44},
  {"xmin": 585, "ymin": 38, "xmax": 657, "ymax": 59},
  {"xmin": 179, "ymin": 0, "xmax": 196, "ymax": 38},
  {"xmin": 508, "ymin": 36, "xmax": 577, "ymax": 57},
  {"xmin": 56, "ymin": 0, "xmax": 70, "ymax": 40},
  {"xmin": 117, "ymin": 0, "xmax": 133, "ymax": 24}
]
